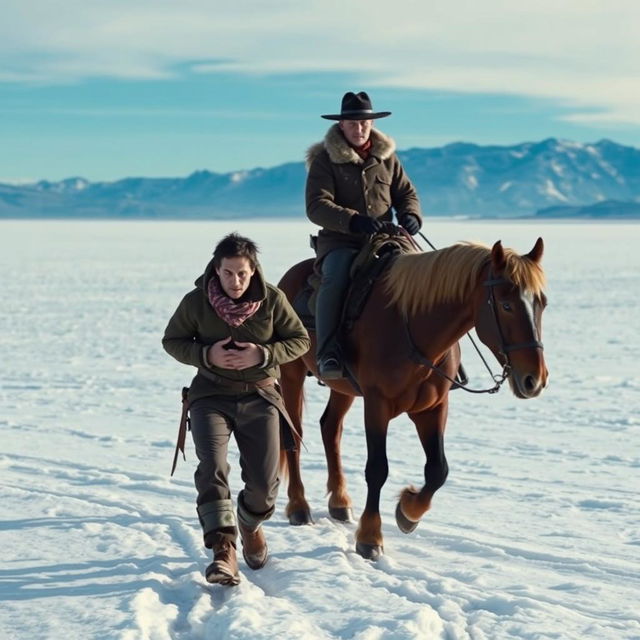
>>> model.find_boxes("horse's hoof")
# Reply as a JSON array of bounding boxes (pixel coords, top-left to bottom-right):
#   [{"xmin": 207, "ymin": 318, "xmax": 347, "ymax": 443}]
[
  {"xmin": 355, "ymin": 542, "xmax": 383, "ymax": 561},
  {"xmin": 288, "ymin": 509, "xmax": 314, "ymax": 526},
  {"xmin": 329, "ymin": 506, "xmax": 353, "ymax": 522},
  {"xmin": 395, "ymin": 502, "xmax": 419, "ymax": 534}
]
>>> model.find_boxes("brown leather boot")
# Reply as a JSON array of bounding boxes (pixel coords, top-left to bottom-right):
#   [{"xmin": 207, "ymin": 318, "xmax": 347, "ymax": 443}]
[
  {"xmin": 205, "ymin": 540, "xmax": 240, "ymax": 586},
  {"xmin": 239, "ymin": 523, "xmax": 268, "ymax": 570}
]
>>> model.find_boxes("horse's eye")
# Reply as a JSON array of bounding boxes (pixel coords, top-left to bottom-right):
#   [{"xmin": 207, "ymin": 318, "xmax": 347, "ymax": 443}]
[{"xmin": 502, "ymin": 302, "xmax": 512, "ymax": 311}]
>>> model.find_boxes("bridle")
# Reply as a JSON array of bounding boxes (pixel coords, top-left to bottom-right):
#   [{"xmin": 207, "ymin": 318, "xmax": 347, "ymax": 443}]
[
  {"xmin": 483, "ymin": 273, "xmax": 544, "ymax": 360},
  {"xmin": 403, "ymin": 270, "xmax": 544, "ymax": 395}
]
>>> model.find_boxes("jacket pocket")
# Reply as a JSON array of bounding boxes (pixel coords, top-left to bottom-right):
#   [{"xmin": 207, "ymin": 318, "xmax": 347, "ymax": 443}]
[{"xmin": 370, "ymin": 175, "xmax": 392, "ymax": 208}]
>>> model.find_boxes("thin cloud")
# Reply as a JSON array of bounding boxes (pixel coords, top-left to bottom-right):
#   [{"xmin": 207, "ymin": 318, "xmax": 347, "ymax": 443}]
[
  {"xmin": 0, "ymin": 106, "xmax": 295, "ymax": 119},
  {"xmin": 559, "ymin": 111, "xmax": 640, "ymax": 126},
  {"xmin": 2, "ymin": 0, "xmax": 640, "ymax": 125}
]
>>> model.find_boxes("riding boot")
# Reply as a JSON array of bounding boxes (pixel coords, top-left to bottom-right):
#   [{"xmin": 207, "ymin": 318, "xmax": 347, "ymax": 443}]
[
  {"xmin": 205, "ymin": 539, "xmax": 240, "ymax": 586},
  {"xmin": 315, "ymin": 248, "xmax": 358, "ymax": 379}
]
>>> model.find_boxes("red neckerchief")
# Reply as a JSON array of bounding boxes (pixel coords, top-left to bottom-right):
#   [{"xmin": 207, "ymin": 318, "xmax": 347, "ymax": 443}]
[
  {"xmin": 207, "ymin": 277, "xmax": 261, "ymax": 327},
  {"xmin": 353, "ymin": 138, "xmax": 372, "ymax": 160}
]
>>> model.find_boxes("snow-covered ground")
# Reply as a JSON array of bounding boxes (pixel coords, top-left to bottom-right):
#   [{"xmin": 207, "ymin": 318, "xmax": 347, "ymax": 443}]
[{"xmin": 1, "ymin": 219, "xmax": 638, "ymax": 640}]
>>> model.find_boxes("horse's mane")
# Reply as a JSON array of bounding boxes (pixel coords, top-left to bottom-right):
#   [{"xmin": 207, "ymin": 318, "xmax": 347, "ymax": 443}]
[{"xmin": 385, "ymin": 242, "xmax": 546, "ymax": 316}]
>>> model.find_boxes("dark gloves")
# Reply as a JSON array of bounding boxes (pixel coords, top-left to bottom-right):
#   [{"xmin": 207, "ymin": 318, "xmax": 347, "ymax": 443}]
[
  {"xmin": 349, "ymin": 215, "xmax": 384, "ymax": 235},
  {"xmin": 398, "ymin": 213, "xmax": 421, "ymax": 236}
]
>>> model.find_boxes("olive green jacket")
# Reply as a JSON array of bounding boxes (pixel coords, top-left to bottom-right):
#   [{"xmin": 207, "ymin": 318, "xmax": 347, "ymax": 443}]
[
  {"xmin": 162, "ymin": 257, "xmax": 310, "ymax": 406},
  {"xmin": 306, "ymin": 124, "xmax": 422, "ymax": 259}
]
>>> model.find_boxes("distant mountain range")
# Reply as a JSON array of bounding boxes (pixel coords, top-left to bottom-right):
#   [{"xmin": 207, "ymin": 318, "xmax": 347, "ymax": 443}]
[
  {"xmin": 536, "ymin": 199, "xmax": 640, "ymax": 218},
  {"xmin": 1, "ymin": 138, "xmax": 639, "ymax": 219}
]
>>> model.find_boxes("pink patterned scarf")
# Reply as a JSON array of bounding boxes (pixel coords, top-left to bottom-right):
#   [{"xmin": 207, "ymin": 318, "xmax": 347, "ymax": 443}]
[{"xmin": 207, "ymin": 277, "xmax": 261, "ymax": 327}]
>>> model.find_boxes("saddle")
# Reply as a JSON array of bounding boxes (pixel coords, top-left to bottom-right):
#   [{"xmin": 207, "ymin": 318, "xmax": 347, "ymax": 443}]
[{"xmin": 293, "ymin": 232, "xmax": 416, "ymax": 334}]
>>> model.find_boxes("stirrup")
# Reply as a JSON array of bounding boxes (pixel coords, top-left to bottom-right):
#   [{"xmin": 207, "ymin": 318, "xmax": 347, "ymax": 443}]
[{"xmin": 318, "ymin": 355, "xmax": 344, "ymax": 380}]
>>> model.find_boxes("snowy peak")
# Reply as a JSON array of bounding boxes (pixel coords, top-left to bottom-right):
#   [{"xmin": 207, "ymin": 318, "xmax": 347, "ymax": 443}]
[
  {"xmin": 396, "ymin": 137, "xmax": 640, "ymax": 215},
  {"xmin": 34, "ymin": 177, "xmax": 90, "ymax": 193}
]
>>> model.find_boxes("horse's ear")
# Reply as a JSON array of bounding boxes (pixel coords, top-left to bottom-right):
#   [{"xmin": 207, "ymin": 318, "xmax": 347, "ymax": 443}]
[
  {"xmin": 526, "ymin": 237, "xmax": 544, "ymax": 263},
  {"xmin": 491, "ymin": 240, "xmax": 506, "ymax": 272}
]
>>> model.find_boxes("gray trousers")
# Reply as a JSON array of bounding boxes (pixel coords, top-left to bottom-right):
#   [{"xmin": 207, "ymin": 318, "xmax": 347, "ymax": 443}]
[
  {"xmin": 316, "ymin": 247, "xmax": 358, "ymax": 360},
  {"xmin": 189, "ymin": 392, "xmax": 280, "ymax": 547}
]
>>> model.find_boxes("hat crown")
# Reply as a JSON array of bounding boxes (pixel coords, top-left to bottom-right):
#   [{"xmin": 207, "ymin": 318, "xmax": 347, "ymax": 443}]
[
  {"xmin": 321, "ymin": 91, "xmax": 391, "ymax": 120},
  {"xmin": 341, "ymin": 91, "xmax": 373, "ymax": 114}
]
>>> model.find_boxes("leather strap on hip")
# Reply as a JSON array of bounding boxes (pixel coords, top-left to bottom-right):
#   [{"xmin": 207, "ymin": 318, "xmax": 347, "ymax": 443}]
[{"xmin": 170, "ymin": 386, "xmax": 191, "ymax": 477}]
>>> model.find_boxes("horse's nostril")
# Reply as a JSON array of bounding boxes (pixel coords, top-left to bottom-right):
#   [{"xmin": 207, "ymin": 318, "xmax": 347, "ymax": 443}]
[{"xmin": 523, "ymin": 375, "xmax": 537, "ymax": 392}]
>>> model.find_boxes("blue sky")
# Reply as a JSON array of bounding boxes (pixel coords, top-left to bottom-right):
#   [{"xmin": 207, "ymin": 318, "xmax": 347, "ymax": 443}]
[{"xmin": 2, "ymin": 0, "xmax": 639, "ymax": 182}]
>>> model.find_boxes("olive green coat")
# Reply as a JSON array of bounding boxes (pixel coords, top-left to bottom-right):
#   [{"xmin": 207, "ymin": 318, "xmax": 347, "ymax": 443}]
[
  {"xmin": 305, "ymin": 124, "xmax": 422, "ymax": 260},
  {"xmin": 162, "ymin": 258, "xmax": 310, "ymax": 413}
]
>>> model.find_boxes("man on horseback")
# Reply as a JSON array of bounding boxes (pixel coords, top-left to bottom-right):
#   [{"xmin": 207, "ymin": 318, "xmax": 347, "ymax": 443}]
[{"xmin": 306, "ymin": 91, "xmax": 423, "ymax": 379}]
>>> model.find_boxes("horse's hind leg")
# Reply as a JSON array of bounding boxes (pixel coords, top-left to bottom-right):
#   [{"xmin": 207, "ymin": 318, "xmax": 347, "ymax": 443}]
[
  {"xmin": 321, "ymin": 390, "xmax": 355, "ymax": 521},
  {"xmin": 280, "ymin": 358, "xmax": 313, "ymax": 525},
  {"xmin": 396, "ymin": 402, "xmax": 449, "ymax": 533}
]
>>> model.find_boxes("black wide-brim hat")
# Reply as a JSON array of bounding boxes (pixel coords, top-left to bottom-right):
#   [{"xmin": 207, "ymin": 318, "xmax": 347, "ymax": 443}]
[{"xmin": 321, "ymin": 91, "xmax": 391, "ymax": 120}]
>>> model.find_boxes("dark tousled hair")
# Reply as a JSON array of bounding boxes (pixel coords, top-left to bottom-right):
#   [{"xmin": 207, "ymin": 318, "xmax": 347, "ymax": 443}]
[{"xmin": 212, "ymin": 233, "xmax": 259, "ymax": 269}]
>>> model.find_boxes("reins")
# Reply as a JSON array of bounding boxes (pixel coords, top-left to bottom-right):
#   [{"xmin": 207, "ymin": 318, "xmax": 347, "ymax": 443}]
[
  {"xmin": 394, "ymin": 227, "xmax": 530, "ymax": 394},
  {"xmin": 403, "ymin": 319, "xmax": 510, "ymax": 394}
]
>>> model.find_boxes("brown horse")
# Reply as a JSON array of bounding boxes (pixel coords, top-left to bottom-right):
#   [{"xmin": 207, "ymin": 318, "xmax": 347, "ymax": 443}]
[{"xmin": 277, "ymin": 237, "xmax": 548, "ymax": 559}]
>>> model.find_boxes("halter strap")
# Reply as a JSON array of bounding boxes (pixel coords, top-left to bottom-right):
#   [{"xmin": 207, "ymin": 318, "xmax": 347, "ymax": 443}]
[
  {"xmin": 483, "ymin": 277, "xmax": 509, "ymax": 286},
  {"xmin": 485, "ymin": 271, "xmax": 544, "ymax": 357}
]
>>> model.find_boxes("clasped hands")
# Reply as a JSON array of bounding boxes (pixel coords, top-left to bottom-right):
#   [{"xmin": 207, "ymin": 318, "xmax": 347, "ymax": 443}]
[{"xmin": 207, "ymin": 336, "xmax": 263, "ymax": 370}]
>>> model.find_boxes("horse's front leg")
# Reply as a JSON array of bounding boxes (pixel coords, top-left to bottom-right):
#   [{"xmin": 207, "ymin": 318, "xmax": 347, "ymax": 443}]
[
  {"xmin": 355, "ymin": 397, "xmax": 391, "ymax": 560},
  {"xmin": 321, "ymin": 390, "xmax": 356, "ymax": 521},
  {"xmin": 396, "ymin": 401, "xmax": 449, "ymax": 533}
]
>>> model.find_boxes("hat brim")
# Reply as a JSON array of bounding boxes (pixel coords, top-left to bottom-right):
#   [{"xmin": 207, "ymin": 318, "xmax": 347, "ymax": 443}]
[{"xmin": 321, "ymin": 111, "xmax": 391, "ymax": 121}]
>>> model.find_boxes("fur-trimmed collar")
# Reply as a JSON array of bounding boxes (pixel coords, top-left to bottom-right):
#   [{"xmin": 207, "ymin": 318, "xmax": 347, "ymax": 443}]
[{"xmin": 306, "ymin": 123, "xmax": 396, "ymax": 168}]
